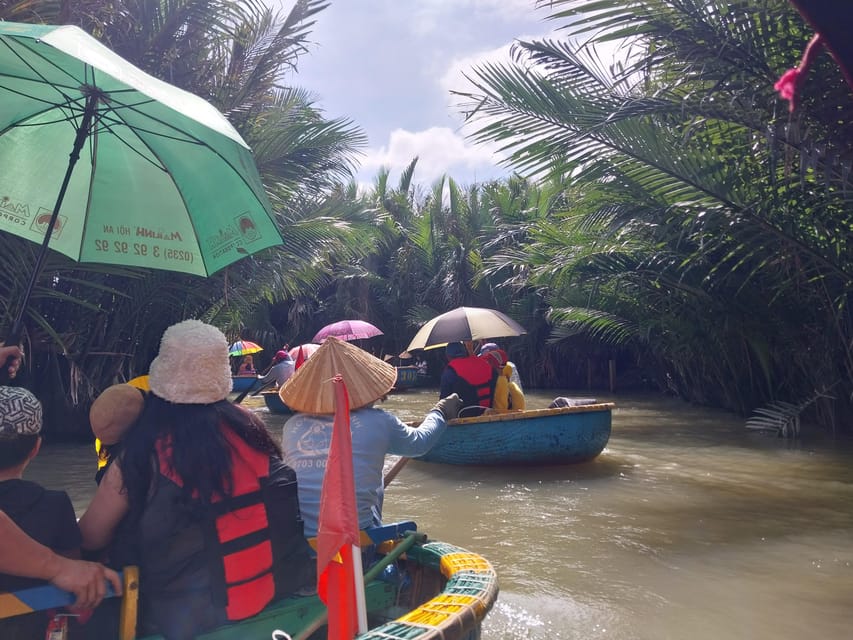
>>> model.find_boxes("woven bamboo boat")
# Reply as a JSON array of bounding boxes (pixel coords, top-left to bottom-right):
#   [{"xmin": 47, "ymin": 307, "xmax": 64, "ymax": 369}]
[
  {"xmin": 230, "ymin": 375, "xmax": 258, "ymax": 393},
  {"xmin": 262, "ymin": 389, "xmax": 294, "ymax": 414},
  {"xmin": 417, "ymin": 402, "xmax": 615, "ymax": 465},
  {"xmin": 0, "ymin": 522, "xmax": 498, "ymax": 640},
  {"xmin": 393, "ymin": 365, "xmax": 420, "ymax": 390}
]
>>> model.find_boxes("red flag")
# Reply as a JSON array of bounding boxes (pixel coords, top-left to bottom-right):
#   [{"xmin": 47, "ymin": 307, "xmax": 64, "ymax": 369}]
[
  {"xmin": 295, "ymin": 345, "xmax": 306, "ymax": 370},
  {"xmin": 316, "ymin": 375, "xmax": 366, "ymax": 639}
]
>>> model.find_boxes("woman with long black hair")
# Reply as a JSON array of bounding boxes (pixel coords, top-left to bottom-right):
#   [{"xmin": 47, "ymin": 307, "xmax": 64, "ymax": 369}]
[{"xmin": 79, "ymin": 320, "xmax": 314, "ymax": 640}]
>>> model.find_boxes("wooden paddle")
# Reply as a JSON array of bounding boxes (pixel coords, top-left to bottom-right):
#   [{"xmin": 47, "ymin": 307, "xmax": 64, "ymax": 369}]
[
  {"xmin": 383, "ymin": 456, "xmax": 411, "ymax": 488},
  {"xmin": 382, "ymin": 419, "xmax": 425, "ymax": 488},
  {"xmin": 233, "ymin": 378, "xmax": 276, "ymax": 404}
]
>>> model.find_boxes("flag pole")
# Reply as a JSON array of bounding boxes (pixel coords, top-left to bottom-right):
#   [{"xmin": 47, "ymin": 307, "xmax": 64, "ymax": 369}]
[
  {"xmin": 351, "ymin": 544, "xmax": 367, "ymax": 633},
  {"xmin": 316, "ymin": 375, "xmax": 369, "ymax": 639}
]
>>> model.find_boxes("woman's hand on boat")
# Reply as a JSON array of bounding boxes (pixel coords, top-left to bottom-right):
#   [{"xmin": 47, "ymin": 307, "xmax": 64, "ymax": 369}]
[{"xmin": 48, "ymin": 555, "xmax": 122, "ymax": 609}]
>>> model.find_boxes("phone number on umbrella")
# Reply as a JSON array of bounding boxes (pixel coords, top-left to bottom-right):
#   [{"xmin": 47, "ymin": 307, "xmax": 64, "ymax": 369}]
[{"xmin": 93, "ymin": 240, "xmax": 194, "ymax": 263}]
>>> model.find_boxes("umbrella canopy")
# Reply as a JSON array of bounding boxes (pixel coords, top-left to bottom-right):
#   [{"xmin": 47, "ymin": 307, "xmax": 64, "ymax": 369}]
[
  {"xmin": 312, "ymin": 320, "xmax": 383, "ymax": 343},
  {"xmin": 406, "ymin": 307, "xmax": 527, "ymax": 351},
  {"xmin": 288, "ymin": 343, "xmax": 320, "ymax": 360},
  {"xmin": 0, "ymin": 22, "xmax": 283, "ymax": 342},
  {"xmin": 229, "ymin": 341, "xmax": 264, "ymax": 357}
]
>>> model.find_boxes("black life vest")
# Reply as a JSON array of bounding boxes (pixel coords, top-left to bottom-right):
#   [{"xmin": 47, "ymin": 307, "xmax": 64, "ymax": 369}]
[
  {"xmin": 136, "ymin": 425, "xmax": 314, "ymax": 639},
  {"xmin": 448, "ymin": 356, "xmax": 497, "ymax": 407}
]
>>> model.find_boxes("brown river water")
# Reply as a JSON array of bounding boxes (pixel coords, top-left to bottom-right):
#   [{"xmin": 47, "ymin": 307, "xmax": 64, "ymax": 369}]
[{"xmin": 27, "ymin": 388, "xmax": 853, "ymax": 639}]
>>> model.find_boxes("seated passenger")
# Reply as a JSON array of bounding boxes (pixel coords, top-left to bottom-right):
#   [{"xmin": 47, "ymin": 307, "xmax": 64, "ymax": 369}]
[
  {"xmin": 79, "ymin": 320, "xmax": 314, "ymax": 640},
  {"xmin": 439, "ymin": 342, "xmax": 497, "ymax": 412},
  {"xmin": 279, "ymin": 337, "xmax": 461, "ymax": 538},
  {"xmin": 481, "ymin": 349, "xmax": 525, "ymax": 412},
  {"xmin": 0, "ymin": 386, "xmax": 83, "ymax": 639},
  {"xmin": 256, "ymin": 350, "xmax": 295, "ymax": 388},
  {"xmin": 237, "ymin": 354, "xmax": 256, "ymax": 375},
  {"xmin": 478, "ymin": 342, "xmax": 523, "ymax": 391}
]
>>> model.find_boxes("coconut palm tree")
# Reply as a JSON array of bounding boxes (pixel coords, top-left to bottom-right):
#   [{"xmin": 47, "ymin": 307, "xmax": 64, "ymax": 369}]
[{"xmin": 456, "ymin": 0, "xmax": 853, "ymax": 430}]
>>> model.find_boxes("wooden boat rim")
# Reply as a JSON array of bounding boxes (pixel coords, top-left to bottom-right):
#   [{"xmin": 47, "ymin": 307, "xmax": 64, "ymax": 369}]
[{"xmin": 449, "ymin": 402, "xmax": 615, "ymax": 426}]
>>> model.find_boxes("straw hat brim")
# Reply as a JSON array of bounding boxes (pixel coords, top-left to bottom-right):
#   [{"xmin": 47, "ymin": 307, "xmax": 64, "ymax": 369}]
[
  {"xmin": 279, "ymin": 336, "xmax": 397, "ymax": 414},
  {"xmin": 90, "ymin": 384, "xmax": 145, "ymax": 444}
]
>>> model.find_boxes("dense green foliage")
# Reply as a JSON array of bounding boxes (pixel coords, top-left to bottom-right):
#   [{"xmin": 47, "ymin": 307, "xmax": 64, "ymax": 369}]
[
  {"xmin": 0, "ymin": 0, "xmax": 372, "ymax": 434},
  {"xmin": 2, "ymin": 0, "xmax": 851, "ymax": 436},
  {"xmin": 456, "ymin": 0, "xmax": 853, "ymax": 432}
]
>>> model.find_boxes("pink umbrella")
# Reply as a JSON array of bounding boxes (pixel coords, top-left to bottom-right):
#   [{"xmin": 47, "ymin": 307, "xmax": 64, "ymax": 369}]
[
  {"xmin": 312, "ymin": 320, "xmax": 383, "ymax": 343},
  {"xmin": 288, "ymin": 343, "xmax": 320, "ymax": 360}
]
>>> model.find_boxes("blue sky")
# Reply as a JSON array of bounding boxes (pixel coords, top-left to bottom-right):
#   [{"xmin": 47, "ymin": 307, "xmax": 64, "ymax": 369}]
[{"xmin": 271, "ymin": 1, "xmax": 554, "ymax": 188}]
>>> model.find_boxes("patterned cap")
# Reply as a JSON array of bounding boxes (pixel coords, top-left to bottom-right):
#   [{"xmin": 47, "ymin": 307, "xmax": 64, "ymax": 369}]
[{"xmin": 0, "ymin": 386, "xmax": 43, "ymax": 437}]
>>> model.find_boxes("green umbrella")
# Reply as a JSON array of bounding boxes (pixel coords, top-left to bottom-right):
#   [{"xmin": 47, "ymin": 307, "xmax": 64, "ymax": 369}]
[{"xmin": 0, "ymin": 22, "xmax": 283, "ymax": 343}]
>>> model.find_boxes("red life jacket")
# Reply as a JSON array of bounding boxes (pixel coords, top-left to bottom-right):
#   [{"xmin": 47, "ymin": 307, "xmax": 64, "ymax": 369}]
[
  {"xmin": 448, "ymin": 356, "xmax": 497, "ymax": 407},
  {"xmin": 144, "ymin": 425, "xmax": 313, "ymax": 634}
]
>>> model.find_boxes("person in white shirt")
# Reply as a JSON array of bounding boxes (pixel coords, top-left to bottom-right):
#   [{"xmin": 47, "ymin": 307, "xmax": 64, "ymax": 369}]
[{"xmin": 257, "ymin": 350, "xmax": 295, "ymax": 387}]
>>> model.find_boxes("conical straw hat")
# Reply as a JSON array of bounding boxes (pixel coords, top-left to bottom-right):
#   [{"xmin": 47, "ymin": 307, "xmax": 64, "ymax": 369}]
[{"xmin": 279, "ymin": 336, "xmax": 397, "ymax": 414}]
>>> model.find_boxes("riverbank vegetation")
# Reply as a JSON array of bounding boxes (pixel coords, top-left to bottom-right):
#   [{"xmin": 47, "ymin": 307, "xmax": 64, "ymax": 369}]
[{"xmin": 1, "ymin": 0, "xmax": 851, "ymax": 436}]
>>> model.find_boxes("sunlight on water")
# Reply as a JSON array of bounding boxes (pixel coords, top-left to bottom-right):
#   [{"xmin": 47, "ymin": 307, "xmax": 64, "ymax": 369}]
[{"xmin": 25, "ymin": 388, "xmax": 853, "ymax": 639}]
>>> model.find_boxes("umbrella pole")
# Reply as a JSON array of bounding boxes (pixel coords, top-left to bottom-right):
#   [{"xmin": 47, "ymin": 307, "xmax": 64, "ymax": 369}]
[{"xmin": 5, "ymin": 94, "xmax": 97, "ymax": 346}]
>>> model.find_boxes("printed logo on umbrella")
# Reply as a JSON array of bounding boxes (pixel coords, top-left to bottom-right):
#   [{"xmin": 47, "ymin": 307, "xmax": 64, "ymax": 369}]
[
  {"xmin": 0, "ymin": 195, "xmax": 32, "ymax": 225},
  {"xmin": 31, "ymin": 207, "xmax": 65, "ymax": 238},
  {"xmin": 236, "ymin": 212, "xmax": 260, "ymax": 243}
]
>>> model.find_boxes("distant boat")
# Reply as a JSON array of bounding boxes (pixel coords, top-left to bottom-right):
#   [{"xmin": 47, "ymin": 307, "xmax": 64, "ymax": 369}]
[
  {"xmin": 417, "ymin": 402, "xmax": 614, "ymax": 465},
  {"xmin": 262, "ymin": 390, "xmax": 294, "ymax": 414},
  {"xmin": 393, "ymin": 365, "xmax": 419, "ymax": 390},
  {"xmin": 231, "ymin": 375, "xmax": 259, "ymax": 393},
  {"xmin": 392, "ymin": 365, "xmax": 431, "ymax": 391}
]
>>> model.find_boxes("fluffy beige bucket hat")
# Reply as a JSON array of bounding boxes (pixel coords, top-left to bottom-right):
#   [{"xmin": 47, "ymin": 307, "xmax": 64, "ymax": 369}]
[
  {"xmin": 279, "ymin": 337, "xmax": 397, "ymax": 414},
  {"xmin": 148, "ymin": 319, "xmax": 233, "ymax": 404}
]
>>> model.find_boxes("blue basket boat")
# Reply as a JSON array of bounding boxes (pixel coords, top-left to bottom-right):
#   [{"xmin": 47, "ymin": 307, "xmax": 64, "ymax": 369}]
[
  {"xmin": 417, "ymin": 402, "xmax": 614, "ymax": 465},
  {"xmin": 231, "ymin": 376, "xmax": 258, "ymax": 393},
  {"xmin": 262, "ymin": 390, "xmax": 294, "ymax": 415}
]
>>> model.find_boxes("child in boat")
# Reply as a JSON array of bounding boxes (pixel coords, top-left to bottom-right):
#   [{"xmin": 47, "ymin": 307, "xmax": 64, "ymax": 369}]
[
  {"xmin": 478, "ymin": 342, "xmax": 523, "ymax": 391},
  {"xmin": 480, "ymin": 348, "xmax": 525, "ymax": 412},
  {"xmin": 90, "ymin": 376, "xmax": 148, "ymax": 484},
  {"xmin": 0, "ymin": 386, "xmax": 83, "ymax": 639}
]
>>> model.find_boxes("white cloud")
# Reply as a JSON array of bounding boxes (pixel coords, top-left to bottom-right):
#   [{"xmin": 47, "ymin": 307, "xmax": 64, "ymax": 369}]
[
  {"xmin": 413, "ymin": 0, "xmax": 537, "ymax": 24},
  {"xmin": 268, "ymin": 0, "xmax": 554, "ymax": 185},
  {"xmin": 439, "ymin": 25, "xmax": 559, "ymax": 97},
  {"xmin": 353, "ymin": 25, "xmax": 563, "ymax": 186},
  {"xmin": 358, "ymin": 127, "xmax": 507, "ymax": 185},
  {"xmin": 439, "ymin": 42, "xmax": 514, "ymax": 106}
]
